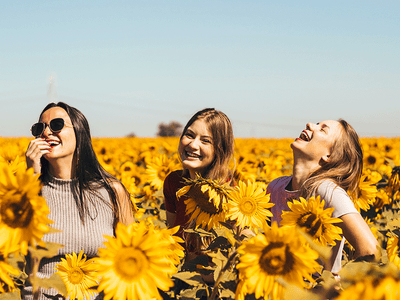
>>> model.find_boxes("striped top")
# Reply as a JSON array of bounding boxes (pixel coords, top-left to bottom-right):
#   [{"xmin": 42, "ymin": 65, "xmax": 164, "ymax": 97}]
[{"xmin": 23, "ymin": 173, "xmax": 114, "ymax": 300}]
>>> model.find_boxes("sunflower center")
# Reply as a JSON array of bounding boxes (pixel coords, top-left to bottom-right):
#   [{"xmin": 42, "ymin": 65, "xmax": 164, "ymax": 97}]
[
  {"xmin": 157, "ymin": 167, "xmax": 170, "ymax": 181},
  {"xmin": 298, "ymin": 213, "xmax": 323, "ymax": 237},
  {"xmin": 68, "ymin": 267, "xmax": 84, "ymax": 284},
  {"xmin": 239, "ymin": 197, "xmax": 257, "ymax": 215},
  {"xmin": 0, "ymin": 193, "xmax": 34, "ymax": 228},
  {"xmin": 190, "ymin": 185, "xmax": 221, "ymax": 215},
  {"xmin": 259, "ymin": 242, "xmax": 294, "ymax": 275},
  {"xmin": 367, "ymin": 155, "xmax": 376, "ymax": 165},
  {"xmin": 114, "ymin": 247, "xmax": 148, "ymax": 282}
]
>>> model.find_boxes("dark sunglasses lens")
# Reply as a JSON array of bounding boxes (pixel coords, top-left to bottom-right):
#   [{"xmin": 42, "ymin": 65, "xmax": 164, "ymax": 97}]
[
  {"xmin": 31, "ymin": 123, "xmax": 44, "ymax": 137},
  {"xmin": 50, "ymin": 118, "xmax": 65, "ymax": 132}
]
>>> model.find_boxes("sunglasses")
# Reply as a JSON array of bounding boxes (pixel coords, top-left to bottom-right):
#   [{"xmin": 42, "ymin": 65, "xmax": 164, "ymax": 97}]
[{"xmin": 31, "ymin": 118, "xmax": 66, "ymax": 137}]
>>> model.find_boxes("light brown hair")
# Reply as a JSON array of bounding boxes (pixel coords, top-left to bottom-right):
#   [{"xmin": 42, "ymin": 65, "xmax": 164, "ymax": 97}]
[
  {"xmin": 180, "ymin": 108, "xmax": 235, "ymax": 183},
  {"xmin": 301, "ymin": 119, "xmax": 363, "ymax": 199}
]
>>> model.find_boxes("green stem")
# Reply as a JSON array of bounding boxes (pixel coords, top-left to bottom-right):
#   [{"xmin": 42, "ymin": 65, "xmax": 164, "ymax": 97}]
[
  {"xmin": 31, "ymin": 255, "xmax": 40, "ymax": 300},
  {"xmin": 208, "ymin": 250, "xmax": 238, "ymax": 300}
]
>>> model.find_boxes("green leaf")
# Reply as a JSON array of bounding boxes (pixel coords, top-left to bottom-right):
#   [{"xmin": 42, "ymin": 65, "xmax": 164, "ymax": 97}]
[
  {"xmin": 6, "ymin": 253, "xmax": 28, "ymax": 285},
  {"xmin": 207, "ymin": 236, "xmax": 231, "ymax": 252},
  {"xmin": 184, "ymin": 228, "xmax": 214, "ymax": 237},
  {"xmin": 30, "ymin": 273, "xmax": 67, "ymax": 296},
  {"xmin": 173, "ymin": 272, "xmax": 206, "ymax": 286},
  {"xmin": 181, "ymin": 255, "xmax": 210, "ymax": 272},
  {"xmin": 207, "ymin": 250, "xmax": 228, "ymax": 282},
  {"xmin": 177, "ymin": 283, "xmax": 210, "ymax": 299},
  {"xmin": 220, "ymin": 269, "xmax": 237, "ymax": 283},
  {"xmin": 152, "ymin": 187, "xmax": 164, "ymax": 198},
  {"xmin": 0, "ymin": 291, "xmax": 21, "ymax": 300},
  {"xmin": 219, "ymin": 287, "xmax": 235, "ymax": 299},
  {"xmin": 218, "ymin": 221, "xmax": 234, "ymax": 230},
  {"xmin": 387, "ymin": 218, "xmax": 400, "ymax": 231},
  {"xmin": 47, "ymin": 227, "xmax": 62, "ymax": 234},
  {"xmin": 29, "ymin": 242, "xmax": 64, "ymax": 262}
]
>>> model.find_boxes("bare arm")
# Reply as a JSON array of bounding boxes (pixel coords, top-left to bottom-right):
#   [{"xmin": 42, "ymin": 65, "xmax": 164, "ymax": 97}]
[
  {"xmin": 339, "ymin": 213, "xmax": 378, "ymax": 258},
  {"xmin": 25, "ymin": 138, "xmax": 51, "ymax": 175},
  {"xmin": 317, "ymin": 182, "xmax": 378, "ymax": 271},
  {"xmin": 112, "ymin": 181, "xmax": 135, "ymax": 225}
]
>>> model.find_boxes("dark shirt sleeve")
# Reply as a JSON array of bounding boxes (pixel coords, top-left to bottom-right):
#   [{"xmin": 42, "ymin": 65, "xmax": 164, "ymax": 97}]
[{"xmin": 163, "ymin": 171, "xmax": 178, "ymax": 213}]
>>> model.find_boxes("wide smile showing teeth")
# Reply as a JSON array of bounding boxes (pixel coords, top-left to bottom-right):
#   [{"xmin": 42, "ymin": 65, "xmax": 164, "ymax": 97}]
[
  {"xmin": 47, "ymin": 140, "xmax": 60, "ymax": 147},
  {"xmin": 299, "ymin": 131, "xmax": 311, "ymax": 142},
  {"xmin": 185, "ymin": 151, "xmax": 201, "ymax": 159}
]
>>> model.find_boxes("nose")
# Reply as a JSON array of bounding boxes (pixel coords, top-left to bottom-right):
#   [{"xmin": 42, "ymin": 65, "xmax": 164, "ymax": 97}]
[
  {"xmin": 41, "ymin": 124, "xmax": 52, "ymax": 137},
  {"xmin": 306, "ymin": 123, "xmax": 315, "ymax": 130},
  {"xmin": 188, "ymin": 137, "xmax": 201, "ymax": 149}
]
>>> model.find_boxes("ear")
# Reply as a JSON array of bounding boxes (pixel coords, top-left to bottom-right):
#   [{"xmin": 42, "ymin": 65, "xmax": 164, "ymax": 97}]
[{"xmin": 321, "ymin": 154, "xmax": 331, "ymax": 163}]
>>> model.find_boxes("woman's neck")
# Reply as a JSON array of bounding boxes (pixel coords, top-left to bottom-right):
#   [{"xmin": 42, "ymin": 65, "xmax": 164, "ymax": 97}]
[
  {"xmin": 291, "ymin": 157, "xmax": 319, "ymax": 191},
  {"xmin": 48, "ymin": 159, "xmax": 76, "ymax": 179}
]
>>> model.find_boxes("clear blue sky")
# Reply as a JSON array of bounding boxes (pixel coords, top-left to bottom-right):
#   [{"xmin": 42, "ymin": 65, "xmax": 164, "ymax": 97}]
[{"xmin": 1, "ymin": 1, "xmax": 399, "ymax": 138}]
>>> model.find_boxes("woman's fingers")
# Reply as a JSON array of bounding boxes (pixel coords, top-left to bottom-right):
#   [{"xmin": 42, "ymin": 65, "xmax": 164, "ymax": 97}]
[{"xmin": 25, "ymin": 138, "xmax": 52, "ymax": 174}]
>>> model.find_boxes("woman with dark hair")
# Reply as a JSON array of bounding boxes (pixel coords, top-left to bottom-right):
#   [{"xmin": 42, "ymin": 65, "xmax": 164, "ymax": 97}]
[
  {"xmin": 24, "ymin": 102, "xmax": 134, "ymax": 299},
  {"xmin": 267, "ymin": 119, "xmax": 378, "ymax": 274}
]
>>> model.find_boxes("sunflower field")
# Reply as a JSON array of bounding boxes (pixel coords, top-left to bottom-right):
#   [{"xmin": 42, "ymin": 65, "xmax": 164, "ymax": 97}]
[{"xmin": 1, "ymin": 136, "xmax": 400, "ymax": 300}]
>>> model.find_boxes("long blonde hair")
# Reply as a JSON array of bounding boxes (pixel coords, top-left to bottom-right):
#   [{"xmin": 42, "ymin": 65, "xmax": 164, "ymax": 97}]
[{"xmin": 300, "ymin": 119, "xmax": 363, "ymax": 199}]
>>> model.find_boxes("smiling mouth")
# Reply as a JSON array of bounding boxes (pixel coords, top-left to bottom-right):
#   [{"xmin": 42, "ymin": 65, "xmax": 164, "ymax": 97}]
[
  {"xmin": 299, "ymin": 131, "xmax": 311, "ymax": 142},
  {"xmin": 47, "ymin": 140, "xmax": 60, "ymax": 148},
  {"xmin": 184, "ymin": 150, "xmax": 201, "ymax": 159}
]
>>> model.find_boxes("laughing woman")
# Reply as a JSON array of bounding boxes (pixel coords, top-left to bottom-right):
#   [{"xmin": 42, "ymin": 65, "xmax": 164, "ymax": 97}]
[
  {"xmin": 24, "ymin": 102, "xmax": 134, "ymax": 299},
  {"xmin": 267, "ymin": 119, "xmax": 378, "ymax": 274},
  {"xmin": 163, "ymin": 108, "xmax": 235, "ymax": 246}
]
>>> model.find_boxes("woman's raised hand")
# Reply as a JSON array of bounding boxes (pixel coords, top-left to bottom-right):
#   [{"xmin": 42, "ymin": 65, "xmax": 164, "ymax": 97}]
[{"xmin": 25, "ymin": 138, "xmax": 51, "ymax": 175}]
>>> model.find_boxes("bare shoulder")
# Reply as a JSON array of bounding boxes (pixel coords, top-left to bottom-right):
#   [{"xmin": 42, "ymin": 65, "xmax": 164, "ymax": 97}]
[
  {"xmin": 110, "ymin": 180, "xmax": 127, "ymax": 194},
  {"xmin": 109, "ymin": 179, "xmax": 135, "ymax": 225}
]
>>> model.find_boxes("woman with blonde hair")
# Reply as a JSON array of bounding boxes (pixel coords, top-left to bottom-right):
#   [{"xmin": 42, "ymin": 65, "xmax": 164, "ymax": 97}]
[{"xmin": 267, "ymin": 119, "xmax": 378, "ymax": 274}]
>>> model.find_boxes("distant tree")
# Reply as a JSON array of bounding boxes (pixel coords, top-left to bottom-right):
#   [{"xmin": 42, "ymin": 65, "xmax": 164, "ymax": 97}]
[
  {"xmin": 126, "ymin": 132, "xmax": 137, "ymax": 138},
  {"xmin": 156, "ymin": 121, "xmax": 183, "ymax": 137}
]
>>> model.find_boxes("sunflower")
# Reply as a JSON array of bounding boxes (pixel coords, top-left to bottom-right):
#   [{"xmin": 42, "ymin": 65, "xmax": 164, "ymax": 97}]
[
  {"xmin": 280, "ymin": 196, "xmax": 343, "ymax": 246},
  {"xmin": 0, "ymin": 155, "xmax": 26, "ymax": 174},
  {"xmin": 94, "ymin": 222, "xmax": 180, "ymax": 300},
  {"xmin": 0, "ymin": 257, "xmax": 19, "ymax": 293},
  {"xmin": 55, "ymin": 250, "xmax": 98, "ymax": 300},
  {"xmin": 145, "ymin": 154, "xmax": 179, "ymax": 190},
  {"xmin": 177, "ymin": 175, "xmax": 233, "ymax": 230},
  {"xmin": 0, "ymin": 165, "xmax": 52, "ymax": 256},
  {"xmin": 387, "ymin": 236, "xmax": 400, "ymax": 269},
  {"xmin": 227, "ymin": 180, "xmax": 274, "ymax": 232},
  {"xmin": 350, "ymin": 170, "xmax": 382, "ymax": 212},
  {"xmin": 374, "ymin": 189, "xmax": 391, "ymax": 211},
  {"xmin": 363, "ymin": 150, "xmax": 384, "ymax": 169},
  {"xmin": 236, "ymin": 222, "xmax": 319, "ymax": 300},
  {"xmin": 159, "ymin": 225, "xmax": 185, "ymax": 265},
  {"xmin": 119, "ymin": 161, "xmax": 137, "ymax": 177},
  {"xmin": 337, "ymin": 264, "xmax": 400, "ymax": 300},
  {"xmin": 387, "ymin": 166, "xmax": 400, "ymax": 201}
]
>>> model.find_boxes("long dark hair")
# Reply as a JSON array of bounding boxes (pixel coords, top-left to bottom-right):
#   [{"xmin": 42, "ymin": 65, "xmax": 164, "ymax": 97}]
[
  {"xmin": 39, "ymin": 102, "xmax": 128, "ymax": 227},
  {"xmin": 180, "ymin": 108, "xmax": 235, "ymax": 183},
  {"xmin": 301, "ymin": 119, "xmax": 363, "ymax": 199}
]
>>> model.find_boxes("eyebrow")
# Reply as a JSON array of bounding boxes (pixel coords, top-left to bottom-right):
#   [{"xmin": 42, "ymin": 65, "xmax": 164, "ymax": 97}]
[
  {"xmin": 186, "ymin": 128, "xmax": 212, "ymax": 139},
  {"xmin": 317, "ymin": 122, "xmax": 330, "ymax": 130}
]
